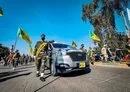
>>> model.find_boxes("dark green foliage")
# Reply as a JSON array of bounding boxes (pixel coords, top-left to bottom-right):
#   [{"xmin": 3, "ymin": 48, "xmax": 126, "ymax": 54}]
[
  {"xmin": 0, "ymin": 44, "xmax": 10, "ymax": 57},
  {"xmin": 82, "ymin": 0, "xmax": 130, "ymax": 50}
]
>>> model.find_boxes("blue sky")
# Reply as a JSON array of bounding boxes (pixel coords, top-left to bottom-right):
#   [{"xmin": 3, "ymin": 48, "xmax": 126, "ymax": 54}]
[{"xmin": 0, "ymin": 0, "xmax": 130, "ymax": 54}]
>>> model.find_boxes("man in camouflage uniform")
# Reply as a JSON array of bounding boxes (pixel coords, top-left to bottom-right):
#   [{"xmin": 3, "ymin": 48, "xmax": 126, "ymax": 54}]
[
  {"xmin": 34, "ymin": 34, "xmax": 48, "ymax": 81},
  {"xmin": 13, "ymin": 50, "xmax": 21, "ymax": 70},
  {"xmin": 80, "ymin": 44, "xmax": 86, "ymax": 52},
  {"xmin": 88, "ymin": 47, "xmax": 94, "ymax": 65}
]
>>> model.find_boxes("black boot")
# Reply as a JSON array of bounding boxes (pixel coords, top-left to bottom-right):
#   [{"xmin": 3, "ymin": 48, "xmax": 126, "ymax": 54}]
[{"xmin": 40, "ymin": 77, "xmax": 45, "ymax": 81}]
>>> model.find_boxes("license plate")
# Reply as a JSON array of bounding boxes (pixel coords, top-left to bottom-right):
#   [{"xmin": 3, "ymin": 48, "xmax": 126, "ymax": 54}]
[{"xmin": 79, "ymin": 62, "xmax": 86, "ymax": 68}]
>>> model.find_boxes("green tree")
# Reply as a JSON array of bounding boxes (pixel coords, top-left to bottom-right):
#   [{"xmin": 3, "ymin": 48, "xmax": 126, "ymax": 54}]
[
  {"xmin": 0, "ymin": 44, "xmax": 10, "ymax": 57},
  {"xmin": 82, "ymin": 0, "xmax": 130, "ymax": 50}
]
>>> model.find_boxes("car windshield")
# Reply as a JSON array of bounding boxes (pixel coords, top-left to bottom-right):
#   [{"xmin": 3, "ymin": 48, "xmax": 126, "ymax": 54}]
[{"xmin": 52, "ymin": 43, "xmax": 76, "ymax": 50}]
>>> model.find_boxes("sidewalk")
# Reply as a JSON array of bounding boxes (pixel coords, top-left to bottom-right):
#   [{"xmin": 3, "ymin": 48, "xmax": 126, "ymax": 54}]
[{"xmin": 94, "ymin": 61, "xmax": 130, "ymax": 68}]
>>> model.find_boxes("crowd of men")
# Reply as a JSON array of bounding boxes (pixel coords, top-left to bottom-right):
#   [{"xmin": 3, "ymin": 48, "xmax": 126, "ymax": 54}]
[
  {"xmin": 0, "ymin": 49, "xmax": 34, "ymax": 70},
  {"xmin": 79, "ymin": 43, "xmax": 130, "ymax": 64},
  {"xmin": 0, "ymin": 43, "xmax": 129, "ymax": 68},
  {"xmin": 1, "ymin": 33, "xmax": 130, "ymax": 82}
]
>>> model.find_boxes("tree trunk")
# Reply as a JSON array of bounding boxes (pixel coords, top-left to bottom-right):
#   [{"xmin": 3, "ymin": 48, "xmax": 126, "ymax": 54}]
[{"xmin": 121, "ymin": 11, "xmax": 130, "ymax": 38}]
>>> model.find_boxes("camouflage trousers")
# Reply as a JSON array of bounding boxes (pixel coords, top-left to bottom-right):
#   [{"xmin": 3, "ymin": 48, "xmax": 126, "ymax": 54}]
[
  {"xmin": 36, "ymin": 58, "xmax": 47, "ymax": 73},
  {"xmin": 13, "ymin": 58, "xmax": 19, "ymax": 67}
]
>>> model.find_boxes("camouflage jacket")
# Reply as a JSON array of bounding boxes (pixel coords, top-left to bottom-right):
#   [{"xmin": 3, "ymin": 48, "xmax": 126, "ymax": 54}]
[{"xmin": 33, "ymin": 41, "xmax": 48, "ymax": 56}]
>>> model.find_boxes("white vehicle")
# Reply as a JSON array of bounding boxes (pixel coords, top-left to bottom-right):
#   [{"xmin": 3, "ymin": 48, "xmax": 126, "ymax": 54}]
[{"xmin": 47, "ymin": 42, "xmax": 90, "ymax": 76}]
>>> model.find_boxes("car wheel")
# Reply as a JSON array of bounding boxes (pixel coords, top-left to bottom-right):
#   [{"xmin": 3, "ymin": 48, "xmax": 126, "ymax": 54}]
[{"xmin": 84, "ymin": 68, "xmax": 91, "ymax": 73}]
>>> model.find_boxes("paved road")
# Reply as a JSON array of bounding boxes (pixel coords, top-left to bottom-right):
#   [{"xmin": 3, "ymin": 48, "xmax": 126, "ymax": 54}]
[{"xmin": 0, "ymin": 64, "xmax": 130, "ymax": 92}]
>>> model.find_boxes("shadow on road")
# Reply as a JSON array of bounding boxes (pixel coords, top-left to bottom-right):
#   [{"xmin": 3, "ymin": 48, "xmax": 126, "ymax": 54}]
[
  {"xmin": 0, "ymin": 72, "xmax": 32, "ymax": 82},
  {"xmin": 59, "ymin": 68, "xmax": 91, "ymax": 77},
  {"xmin": 34, "ymin": 68, "xmax": 91, "ymax": 92},
  {"xmin": 0, "ymin": 67, "xmax": 11, "ymax": 69},
  {"xmin": 44, "ymin": 74, "xmax": 51, "ymax": 79},
  {"xmin": 34, "ymin": 77, "xmax": 60, "ymax": 92},
  {"xmin": 0, "ymin": 69, "xmax": 28, "ymax": 78},
  {"xmin": 16, "ymin": 65, "xmax": 35, "ymax": 70},
  {"xmin": 0, "ymin": 64, "xmax": 34, "ymax": 70}
]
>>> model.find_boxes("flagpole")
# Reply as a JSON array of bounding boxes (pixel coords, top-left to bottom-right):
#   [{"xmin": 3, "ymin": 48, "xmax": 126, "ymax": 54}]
[
  {"xmin": 13, "ymin": 35, "xmax": 18, "ymax": 52},
  {"xmin": 14, "ymin": 28, "xmax": 19, "ymax": 52}
]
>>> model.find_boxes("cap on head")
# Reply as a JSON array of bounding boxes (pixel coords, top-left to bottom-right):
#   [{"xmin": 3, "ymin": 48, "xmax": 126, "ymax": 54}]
[
  {"xmin": 81, "ymin": 44, "xmax": 84, "ymax": 47},
  {"xmin": 41, "ymin": 34, "xmax": 46, "ymax": 41},
  {"xmin": 89, "ymin": 47, "xmax": 92, "ymax": 49},
  {"xmin": 15, "ymin": 50, "xmax": 19, "ymax": 52},
  {"xmin": 41, "ymin": 34, "xmax": 45, "ymax": 38}
]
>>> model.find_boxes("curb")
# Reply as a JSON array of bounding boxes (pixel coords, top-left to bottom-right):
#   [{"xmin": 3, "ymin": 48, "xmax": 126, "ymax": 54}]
[{"xmin": 93, "ymin": 61, "xmax": 130, "ymax": 68}]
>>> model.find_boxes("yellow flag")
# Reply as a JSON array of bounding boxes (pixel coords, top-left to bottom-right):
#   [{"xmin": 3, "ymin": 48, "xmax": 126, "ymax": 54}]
[
  {"xmin": 0, "ymin": 7, "xmax": 3, "ymax": 16},
  {"xmin": 29, "ymin": 44, "xmax": 33, "ymax": 55},
  {"xmin": 127, "ymin": 49, "xmax": 130, "ymax": 53},
  {"xmin": 90, "ymin": 31, "xmax": 101, "ymax": 42},
  {"xmin": 17, "ymin": 28, "xmax": 32, "ymax": 44},
  {"xmin": 36, "ymin": 42, "xmax": 47, "ymax": 58},
  {"xmin": 72, "ymin": 41, "xmax": 77, "ymax": 48}
]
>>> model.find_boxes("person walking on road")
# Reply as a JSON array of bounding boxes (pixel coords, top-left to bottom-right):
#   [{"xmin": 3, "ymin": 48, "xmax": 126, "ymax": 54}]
[
  {"xmin": 13, "ymin": 50, "xmax": 20, "ymax": 70},
  {"xmin": 34, "ymin": 34, "xmax": 49, "ymax": 81},
  {"xmin": 7, "ymin": 52, "xmax": 14, "ymax": 67},
  {"xmin": 101, "ymin": 45, "xmax": 108, "ymax": 62},
  {"xmin": 80, "ymin": 44, "xmax": 86, "ymax": 52},
  {"xmin": 88, "ymin": 47, "xmax": 94, "ymax": 65}
]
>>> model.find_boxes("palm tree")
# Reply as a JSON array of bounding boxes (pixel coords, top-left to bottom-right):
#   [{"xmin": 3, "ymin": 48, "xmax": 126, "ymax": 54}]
[{"xmin": 82, "ymin": 0, "xmax": 130, "ymax": 50}]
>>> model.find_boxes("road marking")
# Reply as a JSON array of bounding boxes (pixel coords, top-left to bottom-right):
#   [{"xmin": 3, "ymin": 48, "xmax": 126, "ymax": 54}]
[
  {"xmin": 99, "ymin": 75, "xmax": 120, "ymax": 84},
  {"xmin": 89, "ymin": 77, "xmax": 93, "ymax": 80},
  {"xmin": 34, "ymin": 77, "xmax": 60, "ymax": 92}
]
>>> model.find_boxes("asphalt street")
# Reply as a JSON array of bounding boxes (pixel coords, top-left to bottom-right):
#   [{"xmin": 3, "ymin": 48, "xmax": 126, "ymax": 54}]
[{"xmin": 0, "ymin": 64, "xmax": 130, "ymax": 92}]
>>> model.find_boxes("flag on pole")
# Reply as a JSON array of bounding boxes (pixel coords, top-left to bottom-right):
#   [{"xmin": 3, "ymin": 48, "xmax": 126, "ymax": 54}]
[
  {"xmin": 127, "ymin": 8, "xmax": 130, "ymax": 21},
  {"xmin": 72, "ymin": 41, "xmax": 77, "ymax": 48},
  {"xmin": 29, "ymin": 44, "xmax": 33, "ymax": 55},
  {"xmin": 17, "ymin": 28, "xmax": 32, "ymax": 44},
  {"xmin": 0, "ymin": 7, "xmax": 3, "ymax": 16},
  {"xmin": 90, "ymin": 31, "xmax": 101, "ymax": 42}
]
